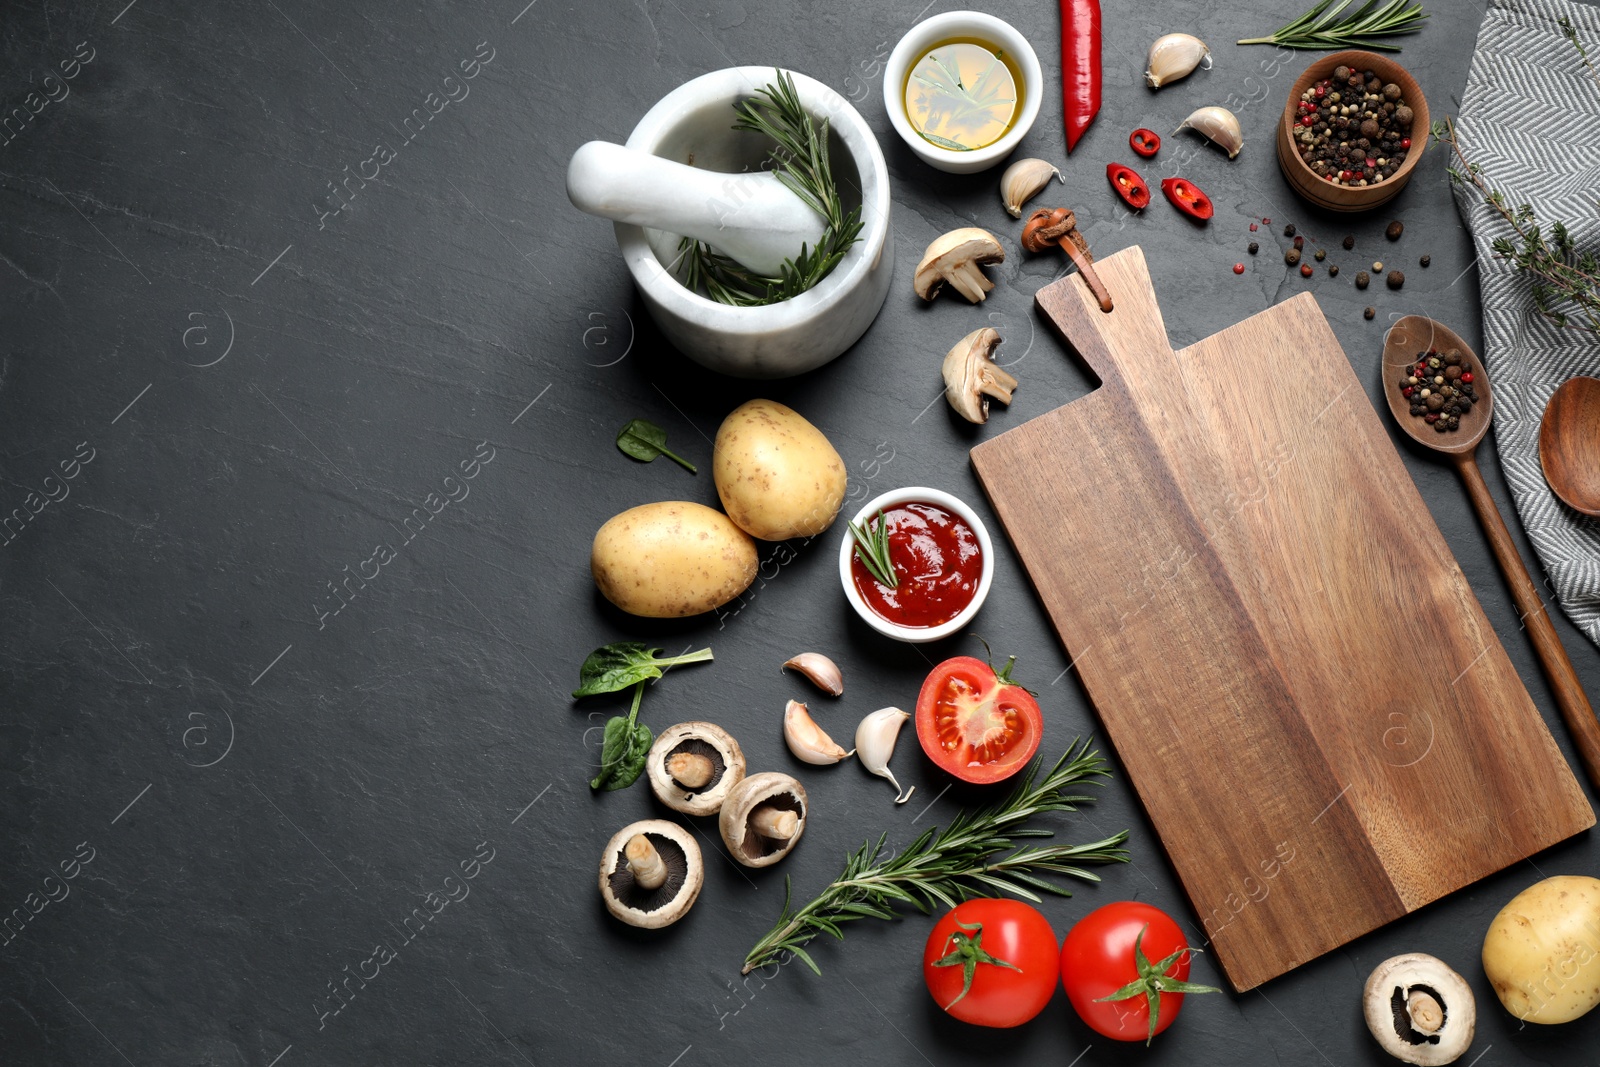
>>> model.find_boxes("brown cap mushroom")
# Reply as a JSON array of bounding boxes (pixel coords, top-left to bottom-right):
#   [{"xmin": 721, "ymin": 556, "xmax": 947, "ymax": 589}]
[
  {"xmin": 914, "ymin": 228, "xmax": 1005, "ymax": 303},
  {"xmin": 718, "ymin": 771, "xmax": 807, "ymax": 868},
  {"xmin": 646, "ymin": 721, "xmax": 746, "ymax": 816},
  {"xmin": 942, "ymin": 327, "xmax": 1017, "ymax": 425},
  {"xmin": 598, "ymin": 819, "xmax": 703, "ymax": 929},
  {"xmin": 1363, "ymin": 953, "xmax": 1477, "ymax": 1065}
]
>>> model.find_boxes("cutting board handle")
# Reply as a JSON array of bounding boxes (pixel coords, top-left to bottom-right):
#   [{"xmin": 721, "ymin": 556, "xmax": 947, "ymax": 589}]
[{"xmin": 1034, "ymin": 245, "xmax": 1172, "ymax": 390}]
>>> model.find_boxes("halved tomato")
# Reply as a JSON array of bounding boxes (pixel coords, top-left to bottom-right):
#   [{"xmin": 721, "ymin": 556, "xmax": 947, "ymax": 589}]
[{"xmin": 914, "ymin": 655, "xmax": 1043, "ymax": 784}]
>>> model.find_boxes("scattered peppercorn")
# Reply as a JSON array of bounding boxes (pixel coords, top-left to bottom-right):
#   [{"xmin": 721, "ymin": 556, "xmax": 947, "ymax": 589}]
[
  {"xmin": 1233, "ymin": 263, "xmax": 1245, "ymax": 274},
  {"xmin": 1342, "ymin": 235, "xmax": 1355, "ymax": 250},
  {"xmin": 1372, "ymin": 261, "xmax": 1384, "ymax": 272},
  {"xmin": 1328, "ymin": 264, "xmax": 1340, "ymax": 277},
  {"xmin": 1420, "ymin": 254, "xmax": 1431, "ymax": 267},
  {"xmin": 1300, "ymin": 264, "xmax": 1314, "ymax": 277},
  {"xmin": 1356, "ymin": 271, "xmax": 1371, "ymax": 289},
  {"xmin": 1249, "ymin": 222, "xmax": 1258, "ymax": 231},
  {"xmin": 1364, "ymin": 306, "xmax": 1376, "ymax": 319},
  {"xmin": 1284, "ymin": 223, "xmax": 1296, "ymax": 237},
  {"xmin": 1386, "ymin": 220, "xmax": 1404, "ymax": 241},
  {"xmin": 1248, "ymin": 241, "xmax": 1259, "ymax": 254},
  {"xmin": 1314, "ymin": 249, "xmax": 1326, "ymax": 261},
  {"xmin": 1285, "ymin": 248, "xmax": 1302, "ymax": 266},
  {"xmin": 1293, "ymin": 235, "xmax": 1305, "ymax": 250},
  {"xmin": 1387, "ymin": 270, "xmax": 1405, "ymax": 289}
]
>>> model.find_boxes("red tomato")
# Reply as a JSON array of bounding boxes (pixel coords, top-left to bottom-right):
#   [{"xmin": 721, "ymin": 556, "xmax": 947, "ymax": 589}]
[
  {"xmin": 1059, "ymin": 902, "xmax": 1220, "ymax": 1043},
  {"xmin": 914, "ymin": 655, "xmax": 1043, "ymax": 784},
  {"xmin": 923, "ymin": 900, "xmax": 1060, "ymax": 1027}
]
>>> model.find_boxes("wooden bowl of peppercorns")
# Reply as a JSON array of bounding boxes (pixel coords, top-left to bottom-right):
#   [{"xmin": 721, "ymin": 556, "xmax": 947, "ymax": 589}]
[{"xmin": 1276, "ymin": 50, "xmax": 1428, "ymax": 213}]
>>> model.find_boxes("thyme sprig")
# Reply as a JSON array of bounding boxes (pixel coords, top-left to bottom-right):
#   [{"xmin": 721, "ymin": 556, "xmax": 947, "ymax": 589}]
[
  {"xmin": 1434, "ymin": 117, "xmax": 1599, "ymax": 334},
  {"xmin": 1560, "ymin": 15, "xmax": 1600, "ymax": 91},
  {"xmin": 680, "ymin": 70, "xmax": 863, "ymax": 307},
  {"xmin": 1237, "ymin": 0, "xmax": 1428, "ymax": 51},
  {"xmin": 847, "ymin": 510, "xmax": 898, "ymax": 589},
  {"xmin": 741, "ymin": 739, "xmax": 1130, "ymax": 975}
]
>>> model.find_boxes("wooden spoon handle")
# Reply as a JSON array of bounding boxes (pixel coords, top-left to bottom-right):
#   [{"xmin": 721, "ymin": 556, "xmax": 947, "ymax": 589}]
[{"xmin": 1456, "ymin": 453, "xmax": 1600, "ymax": 789}]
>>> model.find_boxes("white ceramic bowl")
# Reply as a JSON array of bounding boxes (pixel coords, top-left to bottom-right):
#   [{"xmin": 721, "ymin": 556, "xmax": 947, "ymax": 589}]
[
  {"xmin": 614, "ymin": 67, "xmax": 894, "ymax": 379},
  {"xmin": 839, "ymin": 486, "xmax": 995, "ymax": 643},
  {"xmin": 882, "ymin": 12, "xmax": 1043, "ymax": 175}
]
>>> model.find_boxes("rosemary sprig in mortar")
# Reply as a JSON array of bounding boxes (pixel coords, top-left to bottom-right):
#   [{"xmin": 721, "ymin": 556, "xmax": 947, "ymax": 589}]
[
  {"xmin": 1238, "ymin": 0, "xmax": 1428, "ymax": 51},
  {"xmin": 1434, "ymin": 116, "xmax": 1600, "ymax": 335},
  {"xmin": 679, "ymin": 70, "xmax": 864, "ymax": 307},
  {"xmin": 741, "ymin": 739, "xmax": 1130, "ymax": 975}
]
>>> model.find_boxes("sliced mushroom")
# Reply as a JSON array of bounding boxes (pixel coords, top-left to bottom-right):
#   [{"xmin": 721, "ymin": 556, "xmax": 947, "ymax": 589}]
[
  {"xmin": 719, "ymin": 771, "xmax": 808, "ymax": 868},
  {"xmin": 1362, "ymin": 953, "xmax": 1476, "ymax": 1065},
  {"xmin": 914, "ymin": 228, "xmax": 1005, "ymax": 303},
  {"xmin": 647, "ymin": 721, "xmax": 746, "ymax": 816},
  {"xmin": 598, "ymin": 819, "xmax": 703, "ymax": 929},
  {"xmin": 942, "ymin": 327, "xmax": 1017, "ymax": 425}
]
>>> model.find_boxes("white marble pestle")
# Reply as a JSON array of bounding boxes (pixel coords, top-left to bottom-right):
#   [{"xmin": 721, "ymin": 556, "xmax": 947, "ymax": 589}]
[{"xmin": 566, "ymin": 141, "xmax": 827, "ymax": 278}]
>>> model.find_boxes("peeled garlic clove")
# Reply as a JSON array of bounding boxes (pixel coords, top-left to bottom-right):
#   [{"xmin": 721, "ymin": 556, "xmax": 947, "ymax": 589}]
[
  {"xmin": 1145, "ymin": 33, "xmax": 1212, "ymax": 89},
  {"xmin": 782, "ymin": 652, "xmax": 843, "ymax": 697},
  {"xmin": 1176, "ymin": 105, "xmax": 1243, "ymax": 160},
  {"xmin": 999, "ymin": 157, "xmax": 1062, "ymax": 219},
  {"xmin": 855, "ymin": 706, "xmax": 915, "ymax": 804},
  {"xmin": 783, "ymin": 700, "xmax": 852, "ymax": 765}
]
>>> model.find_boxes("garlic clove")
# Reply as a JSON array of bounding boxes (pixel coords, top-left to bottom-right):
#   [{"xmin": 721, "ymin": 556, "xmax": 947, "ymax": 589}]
[
  {"xmin": 1145, "ymin": 33, "xmax": 1212, "ymax": 89},
  {"xmin": 782, "ymin": 652, "xmax": 844, "ymax": 697},
  {"xmin": 1175, "ymin": 105, "xmax": 1243, "ymax": 159},
  {"xmin": 783, "ymin": 700, "xmax": 853, "ymax": 765},
  {"xmin": 855, "ymin": 706, "xmax": 915, "ymax": 804},
  {"xmin": 999, "ymin": 157, "xmax": 1063, "ymax": 219}
]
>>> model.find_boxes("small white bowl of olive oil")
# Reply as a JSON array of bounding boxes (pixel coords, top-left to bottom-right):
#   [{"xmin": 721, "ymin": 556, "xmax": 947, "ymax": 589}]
[{"xmin": 883, "ymin": 11, "xmax": 1042, "ymax": 174}]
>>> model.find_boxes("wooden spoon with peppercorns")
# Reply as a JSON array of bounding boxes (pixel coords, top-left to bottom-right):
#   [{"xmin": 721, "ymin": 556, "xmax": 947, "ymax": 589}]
[{"xmin": 1383, "ymin": 315, "xmax": 1600, "ymax": 790}]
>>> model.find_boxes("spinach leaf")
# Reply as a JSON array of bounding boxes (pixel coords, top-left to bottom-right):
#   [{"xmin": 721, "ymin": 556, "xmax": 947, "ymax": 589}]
[
  {"xmin": 616, "ymin": 418, "xmax": 697, "ymax": 473},
  {"xmin": 572, "ymin": 641, "xmax": 714, "ymax": 698},
  {"xmin": 590, "ymin": 682, "xmax": 653, "ymax": 791}
]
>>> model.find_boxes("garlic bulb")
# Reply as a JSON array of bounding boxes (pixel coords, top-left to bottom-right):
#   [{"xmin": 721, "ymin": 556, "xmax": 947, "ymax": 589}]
[
  {"xmin": 1176, "ymin": 106, "xmax": 1243, "ymax": 159},
  {"xmin": 855, "ymin": 707, "xmax": 915, "ymax": 804},
  {"xmin": 1145, "ymin": 33, "xmax": 1211, "ymax": 89},
  {"xmin": 999, "ymin": 158, "xmax": 1062, "ymax": 219},
  {"xmin": 783, "ymin": 700, "xmax": 852, "ymax": 765}
]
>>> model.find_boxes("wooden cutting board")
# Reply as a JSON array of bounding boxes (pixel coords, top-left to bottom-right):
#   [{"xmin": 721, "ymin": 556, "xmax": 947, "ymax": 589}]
[{"xmin": 970, "ymin": 246, "xmax": 1594, "ymax": 992}]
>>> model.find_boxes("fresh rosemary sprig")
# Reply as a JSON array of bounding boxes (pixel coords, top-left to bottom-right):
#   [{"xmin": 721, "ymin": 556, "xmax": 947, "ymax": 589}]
[
  {"xmin": 847, "ymin": 510, "xmax": 898, "ymax": 589},
  {"xmin": 741, "ymin": 739, "xmax": 1130, "ymax": 975},
  {"xmin": 680, "ymin": 70, "xmax": 864, "ymax": 308},
  {"xmin": 1434, "ymin": 117, "xmax": 1599, "ymax": 334},
  {"xmin": 1238, "ymin": 0, "xmax": 1427, "ymax": 51}
]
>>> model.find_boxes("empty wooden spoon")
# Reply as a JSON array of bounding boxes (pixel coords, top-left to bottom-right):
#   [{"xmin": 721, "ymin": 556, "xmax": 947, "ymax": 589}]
[
  {"xmin": 1382, "ymin": 316, "xmax": 1600, "ymax": 789},
  {"xmin": 1539, "ymin": 376, "xmax": 1600, "ymax": 517}
]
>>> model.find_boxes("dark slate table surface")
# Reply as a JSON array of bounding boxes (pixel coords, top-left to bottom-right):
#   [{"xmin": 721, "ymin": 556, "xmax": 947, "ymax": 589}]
[{"xmin": 3, "ymin": 0, "xmax": 1597, "ymax": 1064}]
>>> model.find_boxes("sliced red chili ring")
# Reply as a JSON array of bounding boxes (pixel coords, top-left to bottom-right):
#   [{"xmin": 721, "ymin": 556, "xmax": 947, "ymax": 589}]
[
  {"xmin": 1129, "ymin": 128, "xmax": 1160, "ymax": 157},
  {"xmin": 1105, "ymin": 162, "xmax": 1150, "ymax": 210},
  {"xmin": 1161, "ymin": 176, "xmax": 1214, "ymax": 221}
]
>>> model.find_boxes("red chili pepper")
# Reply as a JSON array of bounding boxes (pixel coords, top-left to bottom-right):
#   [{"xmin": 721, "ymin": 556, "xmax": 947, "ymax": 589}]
[
  {"xmin": 1161, "ymin": 177, "xmax": 1213, "ymax": 221},
  {"xmin": 1106, "ymin": 163, "xmax": 1150, "ymax": 210},
  {"xmin": 1129, "ymin": 128, "xmax": 1159, "ymax": 157},
  {"xmin": 1059, "ymin": 0, "xmax": 1101, "ymax": 152}
]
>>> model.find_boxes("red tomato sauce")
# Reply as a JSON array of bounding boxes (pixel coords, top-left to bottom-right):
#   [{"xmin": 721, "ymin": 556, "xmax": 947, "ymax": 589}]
[{"xmin": 851, "ymin": 501, "xmax": 981, "ymax": 628}]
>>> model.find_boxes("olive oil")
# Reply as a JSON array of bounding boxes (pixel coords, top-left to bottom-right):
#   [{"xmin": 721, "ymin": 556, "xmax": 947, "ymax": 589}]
[{"xmin": 903, "ymin": 38, "xmax": 1022, "ymax": 152}]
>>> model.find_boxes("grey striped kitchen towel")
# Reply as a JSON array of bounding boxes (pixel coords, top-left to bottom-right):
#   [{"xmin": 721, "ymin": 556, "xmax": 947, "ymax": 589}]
[{"xmin": 1453, "ymin": 0, "xmax": 1600, "ymax": 648}]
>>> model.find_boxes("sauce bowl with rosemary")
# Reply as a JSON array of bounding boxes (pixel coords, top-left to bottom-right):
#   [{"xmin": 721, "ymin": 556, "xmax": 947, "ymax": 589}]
[{"xmin": 839, "ymin": 487, "xmax": 994, "ymax": 643}]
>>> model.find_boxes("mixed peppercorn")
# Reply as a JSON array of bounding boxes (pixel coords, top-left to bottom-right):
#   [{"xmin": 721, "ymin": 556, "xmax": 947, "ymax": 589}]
[
  {"xmin": 1397, "ymin": 347, "xmax": 1478, "ymax": 433},
  {"xmin": 1292, "ymin": 65, "xmax": 1414, "ymax": 187}
]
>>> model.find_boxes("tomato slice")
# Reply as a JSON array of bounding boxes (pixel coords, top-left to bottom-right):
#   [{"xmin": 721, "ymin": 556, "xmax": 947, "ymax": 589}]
[
  {"xmin": 1105, "ymin": 163, "xmax": 1150, "ymax": 211},
  {"xmin": 915, "ymin": 655, "xmax": 1043, "ymax": 784},
  {"xmin": 1129, "ymin": 128, "xmax": 1160, "ymax": 157},
  {"xmin": 1160, "ymin": 177, "xmax": 1214, "ymax": 221}
]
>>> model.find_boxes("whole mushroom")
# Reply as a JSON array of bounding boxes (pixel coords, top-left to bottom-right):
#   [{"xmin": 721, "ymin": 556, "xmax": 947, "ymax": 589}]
[
  {"xmin": 1362, "ymin": 953, "xmax": 1476, "ymax": 1065},
  {"xmin": 719, "ymin": 771, "xmax": 808, "ymax": 868},
  {"xmin": 598, "ymin": 819, "xmax": 704, "ymax": 929},
  {"xmin": 914, "ymin": 228, "xmax": 1005, "ymax": 304},
  {"xmin": 646, "ymin": 721, "xmax": 746, "ymax": 816},
  {"xmin": 942, "ymin": 327, "xmax": 1017, "ymax": 425}
]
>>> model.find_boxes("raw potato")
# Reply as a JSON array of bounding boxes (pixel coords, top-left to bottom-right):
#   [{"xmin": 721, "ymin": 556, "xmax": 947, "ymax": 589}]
[
  {"xmin": 713, "ymin": 400, "xmax": 846, "ymax": 541},
  {"xmin": 591, "ymin": 501, "xmax": 757, "ymax": 617},
  {"xmin": 1481, "ymin": 875, "xmax": 1600, "ymax": 1024}
]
